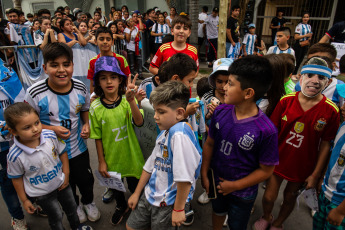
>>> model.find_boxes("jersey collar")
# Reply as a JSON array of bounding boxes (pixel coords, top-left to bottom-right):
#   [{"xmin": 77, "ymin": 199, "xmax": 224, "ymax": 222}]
[{"xmin": 14, "ymin": 132, "xmax": 46, "ymax": 155}]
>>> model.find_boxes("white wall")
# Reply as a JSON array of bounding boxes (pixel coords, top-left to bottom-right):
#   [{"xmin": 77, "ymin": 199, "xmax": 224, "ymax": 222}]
[
  {"xmin": 88, "ymin": 0, "xmax": 105, "ymax": 16},
  {"xmin": 145, "ymin": 0, "xmax": 169, "ymax": 13}
]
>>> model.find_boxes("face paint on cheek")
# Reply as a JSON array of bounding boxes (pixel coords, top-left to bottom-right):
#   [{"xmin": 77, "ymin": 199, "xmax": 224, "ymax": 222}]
[{"xmin": 300, "ymin": 74, "xmax": 328, "ymax": 98}]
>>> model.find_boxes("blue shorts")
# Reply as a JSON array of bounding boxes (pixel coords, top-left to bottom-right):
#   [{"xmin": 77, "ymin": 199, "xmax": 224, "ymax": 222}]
[{"xmin": 212, "ymin": 192, "xmax": 256, "ymax": 230}]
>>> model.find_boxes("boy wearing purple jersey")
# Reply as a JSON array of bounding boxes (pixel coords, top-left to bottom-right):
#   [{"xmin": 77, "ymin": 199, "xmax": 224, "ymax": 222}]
[{"xmin": 201, "ymin": 56, "xmax": 279, "ymax": 230}]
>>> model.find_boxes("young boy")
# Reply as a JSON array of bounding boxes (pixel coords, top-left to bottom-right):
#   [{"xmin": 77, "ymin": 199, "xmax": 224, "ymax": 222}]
[
  {"xmin": 242, "ymin": 23, "xmax": 257, "ymax": 56},
  {"xmin": 313, "ymin": 86, "xmax": 345, "ymax": 229},
  {"xmin": 201, "ymin": 56, "xmax": 279, "ymax": 230},
  {"xmin": 267, "ymin": 27, "xmax": 295, "ymax": 57},
  {"xmin": 149, "ymin": 15, "xmax": 199, "ymax": 76},
  {"xmin": 5, "ymin": 102, "xmax": 92, "ymax": 230},
  {"xmin": 126, "ymin": 81, "xmax": 202, "ymax": 230},
  {"xmin": 87, "ymin": 27, "xmax": 130, "ymax": 94},
  {"xmin": 24, "ymin": 43, "xmax": 100, "ymax": 223},
  {"xmin": 254, "ymin": 57, "xmax": 340, "ymax": 230},
  {"xmin": 279, "ymin": 53, "xmax": 296, "ymax": 94}
]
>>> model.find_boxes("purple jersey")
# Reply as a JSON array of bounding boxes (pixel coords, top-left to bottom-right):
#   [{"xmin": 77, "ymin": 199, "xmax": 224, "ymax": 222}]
[{"xmin": 209, "ymin": 104, "xmax": 279, "ymax": 197}]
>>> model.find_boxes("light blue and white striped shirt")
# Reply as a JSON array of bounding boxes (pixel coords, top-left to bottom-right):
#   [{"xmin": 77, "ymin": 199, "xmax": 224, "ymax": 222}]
[
  {"xmin": 243, "ymin": 33, "xmax": 257, "ymax": 55},
  {"xmin": 267, "ymin": 45, "xmax": 295, "ymax": 57},
  {"xmin": 295, "ymin": 23, "xmax": 312, "ymax": 42},
  {"xmin": 152, "ymin": 23, "xmax": 170, "ymax": 44}
]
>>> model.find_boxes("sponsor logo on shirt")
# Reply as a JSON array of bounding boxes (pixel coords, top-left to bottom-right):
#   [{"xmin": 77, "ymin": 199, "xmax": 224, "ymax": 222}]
[
  {"xmin": 314, "ymin": 118, "xmax": 327, "ymax": 132},
  {"xmin": 282, "ymin": 115, "xmax": 287, "ymax": 121},
  {"xmin": 215, "ymin": 122, "xmax": 219, "ymax": 129},
  {"xmin": 294, "ymin": 122, "xmax": 304, "ymax": 133},
  {"xmin": 238, "ymin": 132, "xmax": 255, "ymax": 150},
  {"xmin": 29, "ymin": 166, "xmax": 39, "ymax": 172},
  {"xmin": 154, "ymin": 157, "xmax": 172, "ymax": 173}
]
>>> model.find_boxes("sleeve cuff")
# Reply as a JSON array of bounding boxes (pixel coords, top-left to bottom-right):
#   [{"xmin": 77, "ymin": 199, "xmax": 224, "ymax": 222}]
[{"xmin": 8, "ymin": 174, "xmax": 23, "ymax": 179}]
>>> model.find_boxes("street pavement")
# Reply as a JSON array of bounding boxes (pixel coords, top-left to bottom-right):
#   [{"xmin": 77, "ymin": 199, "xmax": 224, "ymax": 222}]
[{"xmin": 0, "ymin": 65, "xmax": 313, "ymax": 230}]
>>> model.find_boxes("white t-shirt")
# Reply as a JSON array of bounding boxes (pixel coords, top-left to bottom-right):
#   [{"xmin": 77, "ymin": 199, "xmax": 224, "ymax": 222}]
[
  {"xmin": 7, "ymin": 129, "xmax": 66, "ymax": 197},
  {"xmin": 124, "ymin": 27, "xmax": 139, "ymax": 51},
  {"xmin": 205, "ymin": 15, "xmax": 219, "ymax": 39},
  {"xmin": 144, "ymin": 122, "xmax": 202, "ymax": 207},
  {"xmin": 198, "ymin": 12, "xmax": 208, "ymax": 38}
]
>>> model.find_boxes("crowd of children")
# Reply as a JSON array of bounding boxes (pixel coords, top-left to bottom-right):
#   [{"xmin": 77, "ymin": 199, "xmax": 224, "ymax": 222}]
[{"xmin": 1, "ymin": 4, "xmax": 345, "ymax": 230}]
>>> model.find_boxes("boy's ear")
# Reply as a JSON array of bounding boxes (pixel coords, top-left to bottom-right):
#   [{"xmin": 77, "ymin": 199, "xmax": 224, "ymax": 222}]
[
  {"xmin": 43, "ymin": 63, "xmax": 48, "ymax": 74},
  {"xmin": 171, "ymin": 74, "xmax": 179, "ymax": 81},
  {"xmin": 155, "ymin": 75, "xmax": 160, "ymax": 85},
  {"xmin": 176, "ymin": 107, "xmax": 185, "ymax": 121},
  {"xmin": 8, "ymin": 127, "xmax": 16, "ymax": 137},
  {"xmin": 244, "ymin": 88, "xmax": 255, "ymax": 100}
]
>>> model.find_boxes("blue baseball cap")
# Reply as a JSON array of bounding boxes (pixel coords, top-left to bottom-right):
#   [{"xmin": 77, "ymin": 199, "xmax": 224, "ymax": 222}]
[
  {"xmin": 94, "ymin": 56, "xmax": 126, "ymax": 80},
  {"xmin": 209, "ymin": 58, "xmax": 233, "ymax": 88},
  {"xmin": 248, "ymin": 23, "xmax": 255, "ymax": 28}
]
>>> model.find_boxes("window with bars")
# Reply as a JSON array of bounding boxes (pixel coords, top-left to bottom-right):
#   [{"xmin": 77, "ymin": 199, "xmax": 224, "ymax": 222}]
[{"xmin": 32, "ymin": 2, "xmax": 55, "ymax": 14}]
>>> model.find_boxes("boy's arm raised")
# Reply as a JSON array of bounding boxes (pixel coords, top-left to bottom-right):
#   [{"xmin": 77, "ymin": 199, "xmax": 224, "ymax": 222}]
[
  {"xmin": 217, "ymin": 164, "xmax": 275, "ymax": 195},
  {"xmin": 128, "ymin": 170, "xmax": 151, "ymax": 210},
  {"xmin": 201, "ymin": 136, "xmax": 215, "ymax": 194},
  {"xmin": 12, "ymin": 177, "xmax": 36, "ymax": 214}
]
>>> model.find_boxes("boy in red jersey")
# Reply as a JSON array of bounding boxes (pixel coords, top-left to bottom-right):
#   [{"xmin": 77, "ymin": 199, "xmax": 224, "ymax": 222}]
[
  {"xmin": 254, "ymin": 57, "xmax": 340, "ymax": 230},
  {"xmin": 149, "ymin": 15, "xmax": 199, "ymax": 76},
  {"xmin": 87, "ymin": 27, "xmax": 130, "ymax": 94}
]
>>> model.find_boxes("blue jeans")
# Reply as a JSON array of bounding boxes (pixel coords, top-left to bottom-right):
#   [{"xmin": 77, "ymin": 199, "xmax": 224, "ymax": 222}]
[
  {"xmin": 0, "ymin": 150, "xmax": 24, "ymax": 220},
  {"xmin": 35, "ymin": 185, "xmax": 80, "ymax": 230},
  {"xmin": 212, "ymin": 192, "xmax": 256, "ymax": 230}
]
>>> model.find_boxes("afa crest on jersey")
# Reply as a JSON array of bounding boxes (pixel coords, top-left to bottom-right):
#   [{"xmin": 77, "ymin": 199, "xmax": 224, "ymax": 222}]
[
  {"xmin": 163, "ymin": 145, "xmax": 169, "ymax": 159},
  {"xmin": 52, "ymin": 146, "xmax": 58, "ymax": 159},
  {"xmin": 294, "ymin": 122, "xmax": 304, "ymax": 133},
  {"xmin": 314, "ymin": 118, "xmax": 327, "ymax": 132},
  {"xmin": 75, "ymin": 103, "xmax": 82, "ymax": 114}
]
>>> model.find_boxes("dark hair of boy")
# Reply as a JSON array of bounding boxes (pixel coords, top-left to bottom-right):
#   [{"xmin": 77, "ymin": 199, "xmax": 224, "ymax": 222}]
[
  {"xmin": 202, "ymin": 6, "xmax": 208, "ymax": 12},
  {"xmin": 307, "ymin": 43, "xmax": 337, "ymax": 63},
  {"xmin": 93, "ymin": 72, "xmax": 127, "ymax": 97},
  {"xmin": 57, "ymin": 6, "xmax": 64, "ymax": 12},
  {"xmin": 4, "ymin": 102, "xmax": 39, "ymax": 130},
  {"xmin": 146, "ymin": 9, "xmax": 154, "ymax": 15},
  {"xmin": 171, "ymin": 15, "xmax": 192, "ymax": 29},
  {"xmin": 277, "ymin": 27, "xmax": 291, "ymax": 37},
  {"xmin": 279, "ymin": 53, "xmax": 295, "ymax": 75},
  {"xmin": 196, "ymin": 77, "xmax": 211, "ymax": 99},
  {"xmin": 228, "ymin": 56, "xmax": 273, "ymax": 101},
  {"xmin": 43, "ymin": 42, "xmax": 73, "ymax": 65},
  {"xmin": 160, "ymin": 53, "xmax": 197, "ymax": 84},
  {"xmin": 340, "ymin": 55, "xmax": 345, "ymax": 74},
  {"xmin": 264, "ymin": 54, "xmax": 287, "ymax": 117},
  {"xmin": 8, "ymin": 8, "xmax": 20, "ymax": 16},
  {"xmin": 92, "ymin": 22, "xmax": 102, "ymax": 29},
  {"xmin": 18, "ymin": 11, "xmax": 24, "ymax": 16},
  {"xmin": 54, "ymin": 10, "xmax": 62, "ymax": 15},
  {"xmin": 303, "ymin": 55, "xmax": 332, "ymax": 69},
  {"xmin": 37, "ymin": 9, "xmax": 51, "ymax": 17},
  {"xmin": 149, "ymin": 81, "xmax": 190, "ymax": 110},
  {"xmin": 27, "ymin": 13, "xmax": 33, "ymax": 18},
  {"xmin": 95, "ymin": 26, "xmax": 113, "ymax": 40},
  {"xmin": 156, "ymin": 61, "xmax": 169, "ymax": 83},
  {"xmin": 231, "ymin": 5, "xmax": 241, "ymax": 11}
]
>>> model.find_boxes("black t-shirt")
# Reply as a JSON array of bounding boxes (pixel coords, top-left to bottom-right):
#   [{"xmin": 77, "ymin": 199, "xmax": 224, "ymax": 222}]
[
  {"xmin": 327, "ymin": 21, "xmax": 345, "ymax": 43},
  {"xmin": 271, "ymin": 17, "xmax": 287, "ymax": 35},
  {"xmin": 226, "ymin": 16, "xmax": 240, "ymax": 43},
  {"xmin": 145, "ymin": 19, "xmax": 155, "ymax": 32}
]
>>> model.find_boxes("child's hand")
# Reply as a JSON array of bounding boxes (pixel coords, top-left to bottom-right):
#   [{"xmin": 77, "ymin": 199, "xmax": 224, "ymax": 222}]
[
  {"xmin": 128, "ymin": 193, "xmax": 140, "ymax": 210},
  {"xmin": 305, "ymin": 175, "xmax": 318, "ymax": 189},
  {"xmin": 80, "ymin": 123, "xmax": 90, "ymax": 139},
  {"xmin": 217, "ymin": 177, "xmax": 237, "ymax": 195},
  {"xmin": 99, "ymin": 161, "xmax": 110, "ymax": 178},
  {"xmin": 53, "ymin": 126, "xmax": 71, "ymax": 140},
  {"xmin": 126, "ymin": 74, "xmax": 138, "ymax": 102},
  {"xmin": 201, "ymin": 175, "xmax": 210, "ymax": 194},
  {"xmin": 186, "ymin": 102, "xmax": 199, "ymax": 116},
  {"xmin": 23, "ymin": 199, "xmax": 36, "ymax": 214},
  {"xmin": 59, "ymin": 177, "xmax": 69, "ymax": 191},
  {"xmin": 172, "ymin": 210, "xmax": 186, "ymax": 227},
  {"xmin": 327, "ymin": 207, "xmax": 345, "ymax": 226},
  {"xmin": 135, "ymin": 89, "xmax": 146, "ymax": 103},
  {"xmin": 207, "ymin": 104, "xmax": 217, "ymax": 117}
]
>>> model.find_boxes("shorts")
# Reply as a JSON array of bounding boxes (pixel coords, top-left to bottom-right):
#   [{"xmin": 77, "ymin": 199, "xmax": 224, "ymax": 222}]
[
  {"xmin": 212, "ymin": 192, "xmax": 256, "ymax": 230},
  {"xmin": 126, "ymin": 194, "xmax": 174, "ymax": 230},
  {"xmin": 313, "ymin": 192, "xmax": 345, "ymax": 230}
]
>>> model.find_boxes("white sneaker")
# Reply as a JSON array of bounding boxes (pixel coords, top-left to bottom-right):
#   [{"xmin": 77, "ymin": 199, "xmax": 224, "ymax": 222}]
[
  {"xmin": 197, "ymin": 191, "xmax": 210, "ymax": 204},
  {"xmin": 84, "ymin": 202, "xmax": 101, "ymax": 222},
  {"xmin": 77, "ymin": 204, "xmax": 87, "ymax": 223},
  {"xmin": 11, "ymin": 217, "xmax": 28, "ymax": 230},
  {"xmin": 223, "ymin": 215, "xmax": 228, "ymax": 227}
]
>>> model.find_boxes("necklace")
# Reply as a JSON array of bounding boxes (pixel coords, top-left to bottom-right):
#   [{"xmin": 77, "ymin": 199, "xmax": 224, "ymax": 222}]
[{"xmin": 104, "ymin": 95, "xmax": 119, "ymax": 103}]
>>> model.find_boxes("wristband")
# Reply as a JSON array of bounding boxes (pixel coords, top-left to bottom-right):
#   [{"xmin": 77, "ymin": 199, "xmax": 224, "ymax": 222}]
[{"xmin": 173, "ymin": 209, "xmax": 184, "ymax": 212}]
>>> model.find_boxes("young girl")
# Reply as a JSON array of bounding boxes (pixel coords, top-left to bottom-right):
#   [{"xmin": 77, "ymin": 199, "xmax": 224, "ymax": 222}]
[
  {"xmin": 33, "ymin": 16, "xmax": 57, "ymax": 50},
  {"xmin": 124, "ymin": 18, "xmax": 142, "ymax": 78},
  {"xmin": 89, "ymin": 56, "xmax": 145, "ymax": 226},
  {"xmin": 58, "ymin": 18, "xmax": 87, "ymax": 47},
  {"xmin": 5, "ymin": 102, "xmax": 92, "ymax": 230},
  {"xmin": 151, "ymin": 13, "xmax": 170, "ymax": 54}
]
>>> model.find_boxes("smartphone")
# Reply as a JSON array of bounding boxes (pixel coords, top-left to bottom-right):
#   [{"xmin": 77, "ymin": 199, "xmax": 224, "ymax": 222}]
[{"xmin": 207, "ymin": 168, "xmax": 217, "ymax": 199}]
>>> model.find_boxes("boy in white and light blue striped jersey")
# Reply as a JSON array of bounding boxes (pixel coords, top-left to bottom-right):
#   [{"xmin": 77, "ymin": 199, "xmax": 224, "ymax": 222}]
[
  {"xmin": 242, "ymin": 23, "xmax": 257, "ymax": 56},
  {"xmin": 267, "ymin": 27, "xmax": 295, "ymax": 57}
]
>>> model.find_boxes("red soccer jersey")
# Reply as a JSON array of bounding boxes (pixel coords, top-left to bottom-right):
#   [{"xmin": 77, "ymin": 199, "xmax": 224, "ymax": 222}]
[
  {"xmin": 150, "ymin": 42, "xmax": 199, "ymax": 69},
  {"xmin": 270, "ymin": 92, "xmax": 340, "ymax": 182},
  {"xmin": 87, "ymin": 53, "xmax": 130, "ymax": 80}
]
